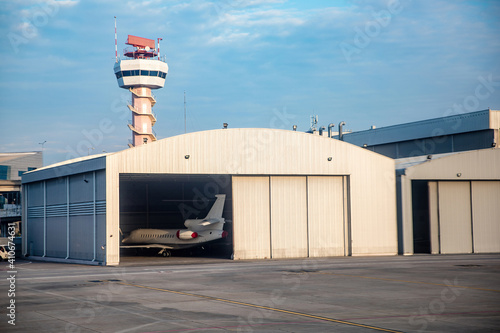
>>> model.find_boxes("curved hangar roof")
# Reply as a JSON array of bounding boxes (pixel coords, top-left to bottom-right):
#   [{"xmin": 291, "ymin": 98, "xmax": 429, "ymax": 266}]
[{"xmin": 107, "ymin": 128, "xmax": 394, "ymax": 175}]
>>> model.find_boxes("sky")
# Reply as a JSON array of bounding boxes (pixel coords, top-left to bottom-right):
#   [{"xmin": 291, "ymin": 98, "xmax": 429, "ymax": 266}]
[{"xmin": 0, "ymin": 0, "xmax": 499, "ymax": 166}]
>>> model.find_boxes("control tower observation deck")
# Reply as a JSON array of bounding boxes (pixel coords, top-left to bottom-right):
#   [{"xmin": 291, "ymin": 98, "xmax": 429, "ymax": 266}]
[{"xmin": 114, "ymin": 35, "xmax": 168, "ymax": 147}]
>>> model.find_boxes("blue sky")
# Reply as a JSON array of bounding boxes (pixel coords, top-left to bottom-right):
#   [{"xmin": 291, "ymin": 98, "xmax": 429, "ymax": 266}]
[{"xmin": 0, "ymin": 0, "xmax": 499, "ymax": 166}]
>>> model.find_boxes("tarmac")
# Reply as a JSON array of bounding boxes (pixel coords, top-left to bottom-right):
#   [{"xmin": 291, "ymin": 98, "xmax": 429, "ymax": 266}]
[{"xmin": 1, "ymin": 254, "xmax": 499, "ymax": 332}]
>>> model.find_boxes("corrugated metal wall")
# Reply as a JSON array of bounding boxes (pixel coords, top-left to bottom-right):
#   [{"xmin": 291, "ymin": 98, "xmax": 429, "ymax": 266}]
[
  {"xmin": 232, "ymin": 176, "xmax": 271, "ymax": 259},
  {"xmin": 24, "ymin": 169, "xmax": 106, "ymax": 263},
  {"xmin": 27, "ymin": 217, "xmax": 44, "ymax": 256},
  {"xmin": 307, "ymin": 176, "xmax": 345, "ymax": 257},
  {"xmin": 233, "ymin": 175, "xmax": 347, "ymax": 260},
  {"xmin": 270, "ymin": 176, "xmax": 308, "ymax": 258},
  {"xmin": 471, "ymin": 181, "xmax": 500, "ymax": 253},
  {"xmin": 428, "ymin": 181, "xmax": 439, "ymax": 254},
  {"xmin": 438, "ymin": 182, "xmax": 473, "ymax": 254},
  {"xmin": 427, "ymin": 180, "xmax": 500, "ymax": 254},
  {"xmin": 46, "ymin": 216, "xmax": 67, "ymax": 258}
]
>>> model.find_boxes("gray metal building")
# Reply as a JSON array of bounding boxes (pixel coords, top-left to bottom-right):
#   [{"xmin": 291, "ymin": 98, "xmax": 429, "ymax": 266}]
[
  {"xmin": 22, "ymin": 128, "xmax": 398, "ymax": 265},
  {"xmin": 342, "ymin": 109, "xmax": 499, "ymax": 158}
]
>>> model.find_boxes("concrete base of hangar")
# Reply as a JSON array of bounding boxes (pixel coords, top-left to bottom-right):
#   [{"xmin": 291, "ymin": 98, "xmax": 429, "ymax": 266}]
[
  {"xmin": 119, "ymin": 174, "xmax": 233, "ymax": 259},
  {"xmin": 22, "ymin": 256, "xmax": 104, "ymax": 265}
]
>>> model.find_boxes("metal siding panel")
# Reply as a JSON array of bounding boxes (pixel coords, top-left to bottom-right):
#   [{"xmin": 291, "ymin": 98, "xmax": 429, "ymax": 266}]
[
  {"xmin": 471, "ymin": 181, "xmax": 500, "ymax": 253},
  {"xmin": 270, "ymin": 176, "xmax": 307, "ymax": 258},
  {"xmin": 105, "ymin": 160, "xmax": 120, "ymax": 265},
  {"xmin": 428, "ymin": 182, "xmax": 440, "ymax": 254},
  {"xmin": 95, "ymin": 169, "xmax": 106, "ymax": 201},
  {"xmin": 307, "ymin": 176, "xmax": 344, "ymax": 257},
  {"xmin": 491, "ymin": 110, "xmax": 500, "ymax": 129},
  {"xmin": 95, "ymin": 214, "xmax": 107, "ymax": 262},
  {"xmin": 27, "ymin": 217, "xmax": 44, "ymax": 256},
  {"xmin": 408, "ymin": 149, "xmax": 500, "ymax": 180},
  {"xmin": 22, "ymin": 156, "xmax": 106, "ymax": 184},
  {"xmin": 350, "ymin": 159, "xmax": 398, "ymax": 255},
  {"xmin": 69, "ymin": 172, "xmax": 94, "ymax": 203},
  {"xmin": 438, "ymin": 182, "xmax": 472, "ymax": 254},
  {"xmin": 69, "ymin": 215, "xmax": 94, "ymax": 260},
  {"xmin": 453, "ymin": 131, "xmax": 495, "ymax": 152},
  {"xmin": 342, "ymin": 109, "xmax": 491, "ymax": 146},
  {"xmin": 46, "ymin": 177, "xmax": 67, "ymax": 205},
  {"xmin": 27, "ymin": 182, "xmax": 44, "ymax": 206},
  {"xmin": 232, "ymin": 176, "xmax": 271, "ymax": 259},
  {"xmin": 46, "ymin": 217, "xmax": 67, "ymax": 258}
]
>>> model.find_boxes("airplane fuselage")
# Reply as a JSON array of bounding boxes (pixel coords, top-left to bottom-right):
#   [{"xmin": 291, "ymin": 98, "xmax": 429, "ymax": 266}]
[{"xmin": 121, "ymin": 228, "xmax": 228, "ymax": 250}]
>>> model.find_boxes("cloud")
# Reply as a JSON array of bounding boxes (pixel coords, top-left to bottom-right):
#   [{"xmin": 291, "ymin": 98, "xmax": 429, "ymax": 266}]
[
  {"xmin": 214, "ymin": 9, "xmax": 305, "ymax": 28},
  {"xmin": 207, "ymin": 31, "xmax": 255, "ymax": 45},
  {"xmin": 54, "ymin": 0, "xmax": 79, "ymax": 7},
  {"xmin": 199, "ymin": 6, "xmax": 306, "ymax": 46}
]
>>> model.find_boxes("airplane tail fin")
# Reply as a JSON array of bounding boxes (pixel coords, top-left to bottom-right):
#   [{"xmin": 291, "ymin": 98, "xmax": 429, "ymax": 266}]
[{"xmin": 205, "ymin": 194, "xmax": 226, "ymax": 219}]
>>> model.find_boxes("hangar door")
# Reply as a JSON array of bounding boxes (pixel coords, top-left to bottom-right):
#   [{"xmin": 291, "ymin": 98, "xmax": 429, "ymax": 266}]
[
  {"xmin": 232, "ymin": 176, "xmax": 348, "ymax": 260},
  {"xmin": 428, "ymin": 181, "xmax": 500, "ymax": 254}
]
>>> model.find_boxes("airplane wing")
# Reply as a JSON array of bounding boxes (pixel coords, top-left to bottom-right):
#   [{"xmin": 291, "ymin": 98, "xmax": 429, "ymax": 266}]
[{"xmin": 120, "ymin": 244, "xmax": 176, "ymax": 250}]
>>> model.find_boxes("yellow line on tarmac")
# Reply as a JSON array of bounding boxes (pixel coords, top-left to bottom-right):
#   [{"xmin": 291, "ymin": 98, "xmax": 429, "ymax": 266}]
[
  {"xmin": 312, "ymin": 272, "xmax": 500, "ymax": 292},
  {"xmin": 117, "ymin": 282, "xmax": 402, "ymax": 333}
]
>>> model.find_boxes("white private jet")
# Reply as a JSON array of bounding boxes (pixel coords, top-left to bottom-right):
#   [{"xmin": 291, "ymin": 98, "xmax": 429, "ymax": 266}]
[{"xmin": 121, "ymin": 194, "xmax": 228, "ymax": 257}]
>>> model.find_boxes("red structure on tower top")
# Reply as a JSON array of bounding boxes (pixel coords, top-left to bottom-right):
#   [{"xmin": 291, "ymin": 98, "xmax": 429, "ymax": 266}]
[{"xmin": 124, "ymin": 35, "xmax": 157, "ymax": 59}]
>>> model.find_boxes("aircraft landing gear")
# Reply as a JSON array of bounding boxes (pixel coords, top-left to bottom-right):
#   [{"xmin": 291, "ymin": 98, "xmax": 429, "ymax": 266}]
[{"xmin": 159, "ymin": 249, "xmax": 171, "ymax": 257}]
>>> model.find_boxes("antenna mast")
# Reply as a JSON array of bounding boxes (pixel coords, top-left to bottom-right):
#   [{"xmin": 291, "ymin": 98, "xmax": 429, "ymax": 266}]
[
  {"xmin": 157, "ymin": 38, "xmax": 162, "ymax": 60},
  {"xmin": 184, "ymin": 91, "xmax": 187, "ymax": 134},
  {"xmin": 114, "ymin": 16, "xmax": 118, "ymax": 62}
]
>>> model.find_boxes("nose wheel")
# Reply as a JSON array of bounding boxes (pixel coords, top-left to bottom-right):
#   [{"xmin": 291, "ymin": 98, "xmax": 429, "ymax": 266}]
[{"xmin": 159, "ymin": 249, "xmax": 171, "ymax": 257}]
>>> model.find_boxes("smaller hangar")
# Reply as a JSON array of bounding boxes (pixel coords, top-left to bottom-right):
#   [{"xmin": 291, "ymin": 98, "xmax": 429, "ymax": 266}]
[
  {"xmin": 22, "ymin": 128, "xmax": 398, "ymax": 265},
  {"xmin": 398, "ymin": 148, "xmax": 500, "ymax": 255}
]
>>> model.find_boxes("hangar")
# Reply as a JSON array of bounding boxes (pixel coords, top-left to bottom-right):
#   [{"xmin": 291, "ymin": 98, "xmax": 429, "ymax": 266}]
[
  {"xmin": 21, "ymin": 128, "xmax": 397, "ymax": 265},
  {"xmin": 398, "ymin": 148, "xmax": 500, "ymax": 255}
]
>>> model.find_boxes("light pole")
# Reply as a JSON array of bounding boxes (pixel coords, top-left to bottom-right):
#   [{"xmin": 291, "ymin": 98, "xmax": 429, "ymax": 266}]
[{"xmin": 38, "ymin": 140, "xmax": 46, "ymax": 166}]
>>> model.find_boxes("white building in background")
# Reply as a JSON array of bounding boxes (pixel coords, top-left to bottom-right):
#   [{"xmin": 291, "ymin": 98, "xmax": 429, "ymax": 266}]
[{"xmin": 0, "ymin": 151, "xmax": 42, "ymax": 237}]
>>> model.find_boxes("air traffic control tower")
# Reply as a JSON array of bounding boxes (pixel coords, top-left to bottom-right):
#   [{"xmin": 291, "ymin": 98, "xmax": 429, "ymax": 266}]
[{"xmin": 114, "ymin": 34, "xmax": 168, "ymax": 147}]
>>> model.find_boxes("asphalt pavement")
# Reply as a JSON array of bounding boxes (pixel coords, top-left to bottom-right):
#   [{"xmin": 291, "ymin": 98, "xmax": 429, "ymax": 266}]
[{"xmin": 1, "ymin": 254, "xmax": 499, "ymax": 332}]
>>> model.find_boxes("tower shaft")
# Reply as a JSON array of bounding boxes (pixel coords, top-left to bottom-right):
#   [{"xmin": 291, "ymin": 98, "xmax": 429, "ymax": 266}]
[{"xmin": 128, "ymin": 87, "xmax": 157, "ymax": 146}]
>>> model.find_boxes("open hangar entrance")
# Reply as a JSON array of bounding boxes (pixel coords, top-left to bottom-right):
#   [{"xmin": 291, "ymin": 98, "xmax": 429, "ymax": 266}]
[{"xmin": 119, "ymin": 173, "xmax": 233, "ymax": 258}]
